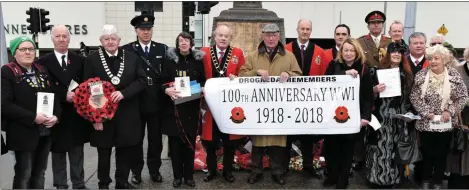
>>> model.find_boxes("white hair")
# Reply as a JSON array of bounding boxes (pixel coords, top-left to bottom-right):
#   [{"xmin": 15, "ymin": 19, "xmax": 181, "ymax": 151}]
[
  {"xmin": 100, "ymin": 24, "xmax": 119, "ymax": 38},
  {"xmin": 50, "ymin": 25, "xmax": 71, "ymax": 40}
]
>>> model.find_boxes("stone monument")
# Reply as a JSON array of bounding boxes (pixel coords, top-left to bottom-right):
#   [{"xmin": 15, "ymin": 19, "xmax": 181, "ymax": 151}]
[{"xmin": 211, "ymin": 2, "xmax": 285, "ymax": 56}]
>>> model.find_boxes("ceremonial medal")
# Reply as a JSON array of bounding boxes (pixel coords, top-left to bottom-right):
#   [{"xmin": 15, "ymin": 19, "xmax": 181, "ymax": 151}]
[
  {"xmin": 233, "ymin": 56, "xmax": 238, "ymax": 64},
  {"xmin": 111, "ymin": 76, "xmax": 120, "ymax": 85},
  {"xmin": 219, "ymin": 71, "xmax": 224, "ymax": 75}
]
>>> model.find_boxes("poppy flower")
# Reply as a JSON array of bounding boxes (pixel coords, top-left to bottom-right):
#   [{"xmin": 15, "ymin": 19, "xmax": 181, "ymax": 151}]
[
  {"xmin": 334, "ymin": 106, "xmax": 350, "ymax": 123},
  {"xmin": 230, "ymin": 107, "xmax": 246, "ymax": 123}
]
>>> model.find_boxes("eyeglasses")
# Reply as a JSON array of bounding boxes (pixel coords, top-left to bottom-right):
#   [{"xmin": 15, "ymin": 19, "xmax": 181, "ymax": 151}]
[
  {"xmin": 431, "ymin": 42, "xmax": 442, "ymax": 46},
  {"xmin": 17, "ymin": 48, "xmax": 35, "ymax": 53}
]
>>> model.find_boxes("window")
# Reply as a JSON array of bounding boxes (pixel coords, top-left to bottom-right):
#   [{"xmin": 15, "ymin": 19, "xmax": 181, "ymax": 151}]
[{"xmin": 135, "ymin": 1, "xmax": 163, "ymax": 12}]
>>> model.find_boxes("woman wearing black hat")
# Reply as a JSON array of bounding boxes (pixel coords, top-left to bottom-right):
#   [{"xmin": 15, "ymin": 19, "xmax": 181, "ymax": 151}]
[
  {"xmin": 160, "ymin": 32, "xmax": 206, "ymax": 187},
  {"xmin": 364, "ymin": 42, "xmax": 414, "ymax": 188}
]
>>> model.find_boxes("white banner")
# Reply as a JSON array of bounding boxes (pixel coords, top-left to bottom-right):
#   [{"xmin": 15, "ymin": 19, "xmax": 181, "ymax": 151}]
[{"xmin": 204, "ymin": 76, "xmax": 361, "ymax": 135}]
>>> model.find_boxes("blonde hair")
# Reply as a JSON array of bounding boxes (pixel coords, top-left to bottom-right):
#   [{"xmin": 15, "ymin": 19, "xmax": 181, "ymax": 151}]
[
  {"xmin": 464, "ymin": 47, "xmax": 469, "ymax": 62},
  {"xmin": 336, "ymin": 38, "xmax": 367, "ymax": 65},
  {"xmin": 388, "ymin": 20, "xmax": 403, "ymax": 32},
  {"xmin": 426, "ymin": 44, "xmax": 451, "ymax": 65}
]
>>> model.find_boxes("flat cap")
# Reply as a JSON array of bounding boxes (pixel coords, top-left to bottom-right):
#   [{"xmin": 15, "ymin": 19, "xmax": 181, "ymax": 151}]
[{"xmin": 262, "ymin": 23, "xmax": 280, "ymax": 33}]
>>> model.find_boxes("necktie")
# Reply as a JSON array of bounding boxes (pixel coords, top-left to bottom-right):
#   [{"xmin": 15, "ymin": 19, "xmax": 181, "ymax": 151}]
[
  {"xmin": 218, "ymin": 51, "xmax": 224, "ymax": 63},
  {"xmin": 61, "ymin": 55, "xmax": 67, "ymax": 70},
  {"xmin": 144, "ymin": 46, "xmax": 149, "ymax": 57},
  {"xmin": 300, "ymin": 45, "xmax": 305, "ymax": 69},
  {"xmin": 415, "ymin": 60, "xmax": 422, "ymax": 69},
  {"xmin": 374, "ymin": 38, "xmax": 380, "ymax": 48}
]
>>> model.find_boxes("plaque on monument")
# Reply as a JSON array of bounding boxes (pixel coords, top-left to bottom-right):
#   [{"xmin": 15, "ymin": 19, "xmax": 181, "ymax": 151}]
[{"xmin": 211, "ymin": 2, "xmax": 285, "ymax": 57}]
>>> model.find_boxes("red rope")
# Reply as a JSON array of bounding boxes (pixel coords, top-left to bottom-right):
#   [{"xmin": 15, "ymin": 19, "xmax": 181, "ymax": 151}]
[{"xmin": 173, "ymin": 98, "xmax": 203, "ymax": 151}]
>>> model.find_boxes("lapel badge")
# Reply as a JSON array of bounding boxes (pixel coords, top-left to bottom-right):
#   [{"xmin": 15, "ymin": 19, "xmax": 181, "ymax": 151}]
[
  {"xmin": 152, "ymin": 44, "xmax": 155, "ymax": 47},
  {"xmin": 144, "ymin": 17, "xmax": 148, "ymax": 22},
  {"xmin": 136, "ymin": 44, "xmax": 139, "ymax": 47},
  {"xmin": 316, "ymin": 55, "xmax": 321, "ymax": 65},
  {"xmin": 233, "ymin": 56, "xmax": 238, "ymax": 64}
]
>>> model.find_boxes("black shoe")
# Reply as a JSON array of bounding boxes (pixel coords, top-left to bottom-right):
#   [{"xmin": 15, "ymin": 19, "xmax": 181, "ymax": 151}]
[
  {"xmin": 130, "ymin": 174, "xmax": 142, "ymax": 184},
  {"xmin": 184, "ymin": 179, "xmax": 196, "ymax": 187},
  {"xmin": 247, "ymin": 173, "xmax": 263, "ymax": 184},
  {"xmin": 272, "ymin": 174, "xmax": 286, "ymax": 185},
  {"xmin": 115, "ymin": 182, "xmax": 136, "ymax": 189},
  {"xmin": 223, "ymin": 172, "xmax": 235, "ymax": 183},
  {"xmin": 203, "ymin": 172, "xmax": 217, "ymax": 182},
  {"xmin": 55, "ymin": 185, "xmax": 68, "ymax": 189},
  {"xmin": 98, "ymin": 184, "xmax": 109, "ymax": 189},
  {"xmin": 433, "ymin": 184, "xmax": 442, "ymax": 189},
  {"xmin": 172, "ymin": 179, "xmax": 182, "ymax": 187},
  {"xmin": 304, "ymin": 168, "xmax": 322, "ymax": 179},
  {"xmin": 421, "ymin": 181, "xmax": 431, "ymax": 189},
  {"xmin": 322, "ymin": 178, "xmax": 337, "ymax": 187},
  {"xmin": 74, "ymin": 185, "xmax": 89, "ymax": 189},
  {"xmin": 150, "ymin": 173, "xmax": 163, "ymax": 183},
  {"xmin": 352, "ymin": 161, "xmax": 364, "ymax": 171}
]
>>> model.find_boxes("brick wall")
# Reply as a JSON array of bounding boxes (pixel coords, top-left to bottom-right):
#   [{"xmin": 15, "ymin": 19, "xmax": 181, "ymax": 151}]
[{"xmin": 104, "ymin": 1, "xmax": 182, "ymax": 47}]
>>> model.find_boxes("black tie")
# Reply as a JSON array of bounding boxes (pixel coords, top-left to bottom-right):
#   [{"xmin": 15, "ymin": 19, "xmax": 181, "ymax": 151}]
[{"xmin": 61, "ymin": 55, "xmax": 67, "ymax": 70}]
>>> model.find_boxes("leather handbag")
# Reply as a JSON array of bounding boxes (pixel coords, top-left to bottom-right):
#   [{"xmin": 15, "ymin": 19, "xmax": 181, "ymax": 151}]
[{"xmin": 450, "ymin": 112, "xmax": 468, "ymax": 154}]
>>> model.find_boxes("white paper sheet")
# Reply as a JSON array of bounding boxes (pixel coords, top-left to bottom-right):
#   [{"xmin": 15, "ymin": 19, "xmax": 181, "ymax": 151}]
[
  {"xmin": 377, "ymin": 68, "xmax": 402, "ymax": 98},
  {"xmin": 68, "ymin": 80, "xmax": 79, "ymax": 92},
  {"xmin": 429, "ymin": 115, "xmax": 452, "ymax": 130},
  {"xmin": 174, "ymin": 77, "xmax": 191, "ymax": 97},
  {"xmin": 36, "ymin": 92, "xmax": 54, "ymax": 117},
  {"xmin": 369, "ymin": 114, "xmax": 382, "ymax": 130}
]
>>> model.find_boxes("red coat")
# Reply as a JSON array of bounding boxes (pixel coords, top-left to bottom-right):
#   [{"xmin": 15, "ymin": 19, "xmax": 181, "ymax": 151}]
[
  {"xmin": 285, "ymin": 42, "xmax": 328, "ymax": 76},
  {"xmin": 200, "ymin": 46, "xmax": 245, "ymax": 141}
]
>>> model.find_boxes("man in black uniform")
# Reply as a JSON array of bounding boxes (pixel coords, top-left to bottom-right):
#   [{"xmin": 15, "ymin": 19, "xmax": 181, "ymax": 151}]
[{"xmin": 122, "ymin": 11, "xmax": 168, "ymax": 184}]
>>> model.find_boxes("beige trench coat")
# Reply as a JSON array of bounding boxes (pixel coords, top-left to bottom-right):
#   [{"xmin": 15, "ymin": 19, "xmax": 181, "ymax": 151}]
[{"xmin": 239, "ymin": 42, "xmax": 302, "ymax": 147}]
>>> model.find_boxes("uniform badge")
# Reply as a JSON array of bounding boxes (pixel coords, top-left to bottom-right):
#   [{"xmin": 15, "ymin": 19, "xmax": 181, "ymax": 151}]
[
  {"xmin": 233, "ymin": 56, "xmax": 238, "ymax": 64},
  {"xmin": 316, "ymin": 55, "xmax": 321, "ymax": 65},
  {"xmin": 144, "ymin": 17, "xmax": 148, "ymax": 22}
]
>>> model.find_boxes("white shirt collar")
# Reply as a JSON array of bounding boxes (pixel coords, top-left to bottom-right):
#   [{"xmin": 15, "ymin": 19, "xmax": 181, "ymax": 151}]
[
  {"xmin": 216, "ymin": 46, "xmax": 226, "ymax": 54},
  {"xmin": 410, "ymin": 54, "xmax": 425, "ymax": 65},
  {"xmin": 54, "ymin": 50, "xmax": 68, "ymax": 65},
  {"xmin": 371, "ymin": 34, "xmax": 381, "ymax": 42},
  {"xmin": 297, "ymin": 39, "xmax": 309, "ymax": 49},
  {"xmin": 335, "ymin": 45, "xmax": 340, "ymax": 51},
  {"xmin": 106, "ymin": 50, "xmax": 118, "ymax": 57},
  {"xmin": 139, "ymin": 41, "xmax": 150, "ymax": 52}
]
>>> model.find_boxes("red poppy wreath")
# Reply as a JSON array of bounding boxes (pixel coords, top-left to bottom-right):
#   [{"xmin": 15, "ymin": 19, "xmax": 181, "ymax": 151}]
[{"xmin": 73, "ymin": 77, "xmax": 118, "ymax": 123}]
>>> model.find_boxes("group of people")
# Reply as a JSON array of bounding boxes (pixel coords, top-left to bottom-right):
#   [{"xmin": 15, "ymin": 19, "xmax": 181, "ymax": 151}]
[{"xmin": 1, "ymin": 9, "xmax": 469, "ymax": 190}]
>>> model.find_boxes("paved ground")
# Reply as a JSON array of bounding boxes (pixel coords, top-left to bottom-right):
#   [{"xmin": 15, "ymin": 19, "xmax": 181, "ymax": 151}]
[{"xmin": 1, "ymin": 132, "xmax": 422, "ymax": 189}]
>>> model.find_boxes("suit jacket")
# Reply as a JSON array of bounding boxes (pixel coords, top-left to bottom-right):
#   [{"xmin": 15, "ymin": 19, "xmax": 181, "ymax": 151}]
[
  {"xmin": 83, "ymin": 47, "xmax": 147, "ymax": 148},
  {"xmin": 357, "ymin": 34, "xmax": 392, "ymax": 67},
  {"xmin": 121, "ymin": 41, "xmax": 168, "ymax": 114},
  {"xmin": 36, "ymin": 52, "xmax": 92, "ymax": 152},
  {"xmin": 1, "ymin": 62, "xmax": 62, "ymax": 151},
  {"xmin": 284, "ymin": 40, "xmax": 328, "ymax": 76}
]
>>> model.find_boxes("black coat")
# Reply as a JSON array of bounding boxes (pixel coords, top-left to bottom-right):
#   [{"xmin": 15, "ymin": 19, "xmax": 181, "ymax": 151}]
[
  {"xmin": 83, "ymin": 47, "xmax": 147, "ymax": 148},
  {"xmin": 325, "ymin": 59, "xmax": 373, "ymax": 122},
  {"xmin": 160, "ymin": 48, "xmax": 206, "ymax": 137},
  {"xmin": 36, "ymin": 52, "xmax": 92, "ymax": 152},
  {"xmin": 121, "ymin": 41, "xmax": 168, "ymax": 114},
  {"xmin": 1, "ymin": 62, "xmax": 62, "ymax": 151}
]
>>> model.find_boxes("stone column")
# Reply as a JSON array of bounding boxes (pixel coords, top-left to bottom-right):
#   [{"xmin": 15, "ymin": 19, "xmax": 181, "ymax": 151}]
[{"xmin": 211, "ymin": 2, "xmax": 285, "ymax": 56}]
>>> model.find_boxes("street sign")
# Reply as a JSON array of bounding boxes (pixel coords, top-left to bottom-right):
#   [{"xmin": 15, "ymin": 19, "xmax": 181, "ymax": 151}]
[{"xmin": 437, "ymin": 24, "xmax": 448, "ymax": 36}]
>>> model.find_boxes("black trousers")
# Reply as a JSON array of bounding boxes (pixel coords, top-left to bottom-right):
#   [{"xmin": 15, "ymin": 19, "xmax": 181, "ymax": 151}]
[
  {"xmin": 284, "ymin": 135, "xmax": 321, "ymax": 170},
  {"xmin": 13, "ymin": 136, "xmax": 51, "ymax": 189},
  {"xmin": 205, "ymin": 123, "xmax": 237, "ymax": 174},
  {"xmin": 97, "ymin": 146, "xmax": 137, "ymax": 186},
  {"xmin": 52, "ymin": 145, "xmax": 85, "ymax": 188},
  {"xmin": 324, "ymin": 134, "xmax": 356, "ymax": 188},
  {"xmin": 353, "ymin": 127, "xmax": 366, "ymax": 163},
  {"xmin": 131, "ymin": 112, "xmax": 162, "ymax": 176},
  {"xmin": 420, "ymin": 131, "xmax": 452, "ymax": 184},
  {"xmin": 169, "ymin": 135, "xmax": 196, "ymax": 180},
  {"xmin": 251, "ymin": 146, "xmax": 284, "ymax": 175}
]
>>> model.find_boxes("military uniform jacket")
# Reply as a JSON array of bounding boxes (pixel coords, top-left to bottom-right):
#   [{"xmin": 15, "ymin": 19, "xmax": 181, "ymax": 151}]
[
  {"xmin": 357, "ymin": 34, "xmax": 392, "ymax": 67},
  {"xmin": 200, "ymin": 45, "xmax": 245, "ymax": 142},
  {"xmin": 1, "ymin": 63, "xmax": 62, "ymax": 151},
  {"xmin": 83, "ymin": 47, "xmax": 147, "ymax": 148},
  {"xmin": 36, "ymin": 51, "xmax": 92, "ymax": 152},
  {"xmin": 122, "ymin": 41, "xmax": 168, "ymax": 114}
]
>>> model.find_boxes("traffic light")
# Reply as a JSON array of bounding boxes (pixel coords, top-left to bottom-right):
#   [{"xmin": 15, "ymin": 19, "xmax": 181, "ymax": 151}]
[
  {"xmin": 26, "ymin": 7, "xmax": 39, "ymax": 33},
  {"xmin": 197, "ymin": 1, "xmax": 218, "ymax": 14},
  {"xmin": 39, "ymin": 9, "xmax": 51, "ymax": 32}
]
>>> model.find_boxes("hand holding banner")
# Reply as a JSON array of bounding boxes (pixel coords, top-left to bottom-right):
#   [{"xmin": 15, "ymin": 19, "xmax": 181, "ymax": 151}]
[{"xmin": 204, "ymin": 76, "xmax": 361, "ymax": 135}]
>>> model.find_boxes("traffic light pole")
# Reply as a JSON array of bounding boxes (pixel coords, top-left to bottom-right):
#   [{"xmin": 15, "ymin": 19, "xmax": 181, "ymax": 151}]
[{"xmin": 32, "ymin": 32, "xmax": 39, "ymax": 58}]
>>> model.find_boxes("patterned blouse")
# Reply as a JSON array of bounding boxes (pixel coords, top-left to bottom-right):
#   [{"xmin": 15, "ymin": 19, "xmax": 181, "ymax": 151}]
[{"xmin": 410, "ymin": 67, "xmax": 468, "ymax": 132}]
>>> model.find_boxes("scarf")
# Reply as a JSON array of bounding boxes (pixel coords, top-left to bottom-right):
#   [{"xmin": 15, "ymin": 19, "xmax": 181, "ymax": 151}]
[{"xmin": 421, "ymin": 67, "xmax": 451, "ymax": 111}]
